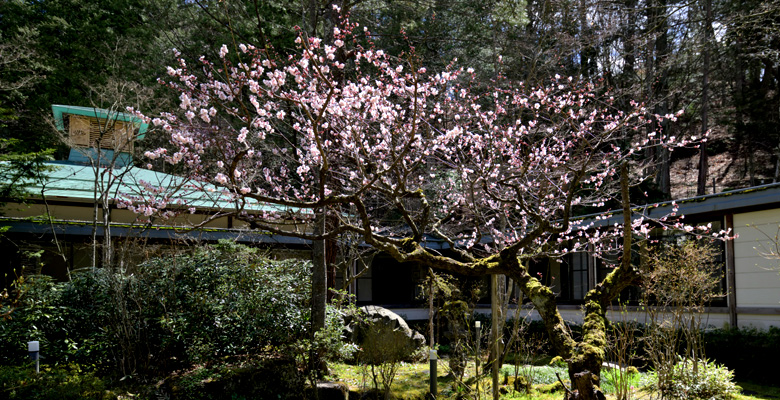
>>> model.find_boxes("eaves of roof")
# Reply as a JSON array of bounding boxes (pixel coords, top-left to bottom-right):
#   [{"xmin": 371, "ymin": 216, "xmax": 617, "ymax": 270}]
[
  {"xmin": 577, "ymin": 182, "xmax": 780, "ymax": 229},
  {"xmin": 422, "ymin": 183, "xmax": 780, "ymax": 248},
  {"xmin": 0, "ymin": 217, "xmax": 310, "ymax": 245}
]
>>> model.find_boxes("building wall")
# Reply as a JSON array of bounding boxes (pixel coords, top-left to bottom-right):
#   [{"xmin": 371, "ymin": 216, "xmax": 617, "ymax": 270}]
[
  {"xmin": 2, "ymin": 203, "xmax": 101, "ymax": 221},
  {"xmin": 390, "ymin": 306, "xmax": 779, "ymax": 330},
  {"xmin": 733, "ymin": 209, "xmax": 780, "ymax": 310}
]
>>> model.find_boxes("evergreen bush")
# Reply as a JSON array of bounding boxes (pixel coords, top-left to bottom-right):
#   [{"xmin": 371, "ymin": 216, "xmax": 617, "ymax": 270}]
[{"xmin": 0, "ymin": 242, "xmax": 314, "ymax": 378}]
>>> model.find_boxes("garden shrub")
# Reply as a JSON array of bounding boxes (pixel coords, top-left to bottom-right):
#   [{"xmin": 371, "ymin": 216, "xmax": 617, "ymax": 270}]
[
  {"xmin": 312, "ymin": 302, "xmax": 360, "ymax": 363},
  {"xmin": 355, "ymin": 311, "xmax": 420, "ymax": 399},
  {"xmin": 0, "ymin": 275, "xmax": 62, "ymax": 365},
  {"xmin": 647, "ymin": 357, "xmax": 740, "ymax": 400},
  {"xmin": 0, "ymin": 275, "xmax": 111, "ymax": 369},
  {"xmin": 0, "ymin": 363, "xmax": 114, "ymax": 400},
  {"xmin": 0, "ymin": 241, "xmax": 315, "ymax": 379},
  {"xmin": 138, "ymin": 241, "xmax": 312, "ymax": 367},
  {"xmin": 703, "ymin": 326, "xmax": 780, "ymax": 384},
  {"xmin": 161, "ymin": 355, "xmax": 304, "ymax": 400}
]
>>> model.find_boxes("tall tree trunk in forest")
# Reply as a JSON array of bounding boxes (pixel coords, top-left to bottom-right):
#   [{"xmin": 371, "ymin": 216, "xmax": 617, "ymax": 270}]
[
  {"xmin": 578, "ymin": 0, "xmax": 596, "ymax": 79},
  {"xmin": 655, "ymin": 0, "xmax": 670, "ymax": 198},
  {"xmin": 621, "ymin": 0, "xmax": 637, "ymax": 86},
  {"xmin": 305, "ymin": 0, "xmax": 319, "ymax": 37},
  {"xmin": 697, "ymin": 0, "xmax": 713, "ymax": 196},
  {"xmin": 733, "ymin": 35, "xmax": 753, "ymax": 184},
  {"xmin": 645, "ymin": 0, "xmax": 671, "ymax": 198}
]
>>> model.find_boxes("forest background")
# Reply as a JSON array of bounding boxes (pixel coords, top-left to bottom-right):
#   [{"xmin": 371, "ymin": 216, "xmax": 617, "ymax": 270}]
[
  {"xmin": 2, "ymin": 2, "xmax": 780, "ymax": 399},
  {"xmin": 1, "ymin": 0, "xmax": 780, "ymax": 199}
]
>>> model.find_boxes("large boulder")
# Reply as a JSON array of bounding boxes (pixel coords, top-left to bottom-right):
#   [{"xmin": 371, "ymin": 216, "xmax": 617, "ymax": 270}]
[{"xmin": 348, "ymin": 305, "xmax": 425, "ymax": 364}]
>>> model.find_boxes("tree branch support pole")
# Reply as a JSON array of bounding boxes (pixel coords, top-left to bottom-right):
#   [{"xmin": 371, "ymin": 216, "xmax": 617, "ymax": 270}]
[{"xmin": 491, "ymin": 274, "xmax": 503, "ymax": 400}]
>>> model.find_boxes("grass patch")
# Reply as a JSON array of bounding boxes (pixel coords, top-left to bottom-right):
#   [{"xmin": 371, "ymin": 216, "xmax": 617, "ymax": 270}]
[
  {"xmin": 328, "ymin": 362, "xmax": 434, "ymax": 400},
  {"xmin": 735, "ymin": 381, "xmax": 780, "ymax": 400},
  {"xmin": 500, "ymin": 364, "xmax": 568, "ymax": 386},
  {"xmin": 327, "ymin": 361, "xmax": 778, "ymax": 400}
]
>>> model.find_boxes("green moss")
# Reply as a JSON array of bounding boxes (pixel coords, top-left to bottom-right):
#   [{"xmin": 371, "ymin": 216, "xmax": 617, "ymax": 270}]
[
  {"xmin": 522, "ymin": 274, "xmax": 554, "ymax": 299},
  {"xmin": 440, "ymin": 300, "xmax": 469, "ymax": 317},
  {"xmin": 582, "ymin": 301, "xmax": 607, "ymax": 348},
  {"xmin": 472, "ymin": 256, "xmax": 500, "ymax": 272},
  {"xmin": 537, "ymin": 380, "xmax": 564, "ymax": 393},
  {"xmin": 568, "ymin": 300, "xmax": 608, "ymax": 378},
  {"xmin": 399, "ymin": 237, "xmax": 418, "ymax": 252}
]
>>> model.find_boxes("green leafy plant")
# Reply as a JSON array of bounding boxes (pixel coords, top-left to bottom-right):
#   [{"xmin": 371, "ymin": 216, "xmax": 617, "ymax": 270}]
[
  {"xmin": 703, "ymin": 326, "xmax": 780, "ymax": 384},
  {"xmin": 312, "ymin": 295, "xmax": 360, "ymax": 363},
  {"xmin": 604, "ymin": 303, "xmax": 642, "ymax": 400},
  {"xmin": 0, "ymin": 363, "xmax": 112, "ymax": 400},
  {"xmin": 357, "ymin": 319, "xmax": 418, "ymax": 399},
  {"xmin": 0, "ymin": 241, "xmax": 314, "ymax": 379},
  {"xmin": 642, "ymin": 240, "xmax": 724, "ymax": 396},
  {"xmin": 646, "ymin": 357, "xmax": 740, "ymax": 400}
]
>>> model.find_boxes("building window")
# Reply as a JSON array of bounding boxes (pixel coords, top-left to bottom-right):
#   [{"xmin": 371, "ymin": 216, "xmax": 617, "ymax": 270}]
[
  {"xmin": 558, "ymin": 219, "xmax": 726, "ymax": 305},
  {"xmin": 570, "ymin": 251, "xmax": 590, "ymax": 301}
]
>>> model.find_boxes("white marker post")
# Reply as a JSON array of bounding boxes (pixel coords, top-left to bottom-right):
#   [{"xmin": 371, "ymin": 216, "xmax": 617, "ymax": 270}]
[
  {"xmin": 28, "ymin": 341, "xmax": 39, "ymax": 374},
  {"xmin": 429, "ymin": 349, "xmax": 437, "ymax": 399},
  {"xmin": 475, "ymin": 321, "xmax": 481, "ymax": 395}
]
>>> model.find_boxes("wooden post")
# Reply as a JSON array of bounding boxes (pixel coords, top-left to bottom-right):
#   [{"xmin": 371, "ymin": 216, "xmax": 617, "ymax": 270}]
[
  {"xmin": 429, "ymin": 270, "xmax": 435, "ymax": 347},
  {"xmin": 725, "ymin": 214, "xmax": 738, "ymax": 328},
  {"xmin": 490, "ymin": 274, "xmax": 503, "ymax": 400}
]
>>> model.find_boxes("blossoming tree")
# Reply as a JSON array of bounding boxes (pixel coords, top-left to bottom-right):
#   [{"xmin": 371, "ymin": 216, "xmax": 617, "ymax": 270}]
[{"xmin": 129, "ymin": 14, "xmax": 724, "ymax": 398}]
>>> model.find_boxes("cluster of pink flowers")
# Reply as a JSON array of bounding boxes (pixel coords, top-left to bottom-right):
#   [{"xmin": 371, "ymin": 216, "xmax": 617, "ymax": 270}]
[{"xmin": 128, "ymin": 12, "xmax": 729, "ymax": 257}]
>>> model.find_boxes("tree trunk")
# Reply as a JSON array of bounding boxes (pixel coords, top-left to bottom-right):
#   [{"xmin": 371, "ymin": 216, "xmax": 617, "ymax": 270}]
[
  {"xmin": 311, "ymin": 209, "xmax": 327, "ymax": 334},
  {"xmin": 733, "ymin": 36, "xmax": 750, "ymax": 184},
  {"xmin": 102, "ymin": 195, "xmax": 112, "ymax": 269},
  {"xmin": 310, "ymin": 207, "xmax": 327, "ymax": 375},
  {"xmin": 697, "ymin": 0, "xmax": 713, "ymax": 196},
  {"xmin": 567, "ymin": 371, "xmax": 607, "ymax": 400},
  {"xmin": 565, "ymin": 164, "xmax": 639, "ymax": 399},
  {"xmin": 305, "ymin": 0, "xmax": 318, "ymax": 37},
  {"xmin": 428, "ymin": 270, "xmax": 435, "ymax": 347},
  {"xmin": 654, "ymin": 0, "xmax": 671, "ymax": 198}
]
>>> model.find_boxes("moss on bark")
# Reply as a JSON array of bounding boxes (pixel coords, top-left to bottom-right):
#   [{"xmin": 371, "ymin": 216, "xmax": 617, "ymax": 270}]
[{"xmin": 569, "ymin": 300, "xmax": 607, "ymax": 379}]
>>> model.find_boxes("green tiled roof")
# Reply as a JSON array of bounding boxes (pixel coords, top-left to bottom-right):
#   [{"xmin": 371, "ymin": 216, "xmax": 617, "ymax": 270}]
[{"xmin": 7, "ymin": 161, "xmax": 297, "ymax": 214}]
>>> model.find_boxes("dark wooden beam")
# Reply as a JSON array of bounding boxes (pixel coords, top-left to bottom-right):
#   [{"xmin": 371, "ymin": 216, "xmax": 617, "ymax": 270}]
[{"xmin": 725, "ymin": 214, "xmax": 738, "ymax": 328}]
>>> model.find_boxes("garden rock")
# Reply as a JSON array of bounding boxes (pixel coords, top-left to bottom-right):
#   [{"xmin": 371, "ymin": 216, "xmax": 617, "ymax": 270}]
[
  {"xmin": 305, "ymin": 382, "xmax": 349, "ymax": 400},
  {"xmin": 349, "ymin": 305, "xmax": 425, "ymax": 363}
]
